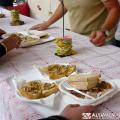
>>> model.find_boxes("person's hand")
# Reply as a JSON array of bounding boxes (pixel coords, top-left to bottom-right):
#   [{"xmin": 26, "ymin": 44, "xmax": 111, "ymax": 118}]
[
  {"xmin": 30, "ymin": 21, "xmax": 50, "ymax": 30},
  {"xmin": 89, "ymin": 31, "xmax": 106, "ymax": 47},
  {"xmin": 0, "ymin": 29, "xmax": 6, "ymax": 36},
  {"xmin": 3, "ymin": 34, "xmax": 21, "ymax": 52},
  {"xmin": 61, "ymin": 104, "xmax": 95, "ymax": 120}
]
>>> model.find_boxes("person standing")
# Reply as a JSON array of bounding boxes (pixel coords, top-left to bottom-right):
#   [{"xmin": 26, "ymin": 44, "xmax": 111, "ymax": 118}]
[{"xmin": 31, "ymin": 0, "xmax": 120, "ymax": 47}]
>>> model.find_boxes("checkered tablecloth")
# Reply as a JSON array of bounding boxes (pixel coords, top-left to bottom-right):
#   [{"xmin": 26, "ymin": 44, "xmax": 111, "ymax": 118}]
[{"xmin": 0, "ymin": 8, "xmax": 120, "ymax": 120}]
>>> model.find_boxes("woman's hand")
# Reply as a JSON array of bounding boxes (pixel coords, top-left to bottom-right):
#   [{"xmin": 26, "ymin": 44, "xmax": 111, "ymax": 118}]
[
  {"xmin": 3, "ymin": 34, "xmax": 21, "ymax": 52},
  {"xmin": 89, "ymin": 31, "xmax": 106, "ymax": 47},
  {"xmin": 0, "ymin": 29, "xmax": 6, "ymax": 36},
  {"xmin": 30, "ymin": 22, "xmax": 50, "ymax": 30},
  {"xmin": 61, "ymin": 104, "xmax": 95, "ymax": 120}
]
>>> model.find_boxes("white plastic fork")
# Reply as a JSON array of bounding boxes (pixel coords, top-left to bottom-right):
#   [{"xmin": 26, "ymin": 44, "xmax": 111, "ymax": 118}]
[{"xmin": 63, "ymin": 82, "xmax": 96, "ymax": 100}]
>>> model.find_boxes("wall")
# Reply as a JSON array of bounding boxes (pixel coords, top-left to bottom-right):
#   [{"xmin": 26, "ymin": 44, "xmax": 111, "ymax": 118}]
[{"xmin": 27, "ymin": 0, "xmax": 70, "ymax": 29}]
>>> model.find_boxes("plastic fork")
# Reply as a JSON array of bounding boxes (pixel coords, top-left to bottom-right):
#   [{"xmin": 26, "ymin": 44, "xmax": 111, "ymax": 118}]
[{"xmin": 63, "ymin": 82, "xmax": 96, "ymax": 100}]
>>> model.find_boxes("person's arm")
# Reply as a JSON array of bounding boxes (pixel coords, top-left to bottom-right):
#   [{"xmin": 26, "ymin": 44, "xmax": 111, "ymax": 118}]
[
  {"xmin": 101, "ymin": 0, "xmax": 120, "ymax": 30},
  {"xmin": 31, "ymin": 2, "xmax": 67, "ymax": 30},
  {"xmin": 90, "ymin": 0, "xmax": 120, "ymax": 47},
  {"xmin": 0, "ymin": 34, "xmax": 21, "ymax": 57},
  {"xmin": 38, "ymin": 104, "xmax": 95, "ymax": 120}
]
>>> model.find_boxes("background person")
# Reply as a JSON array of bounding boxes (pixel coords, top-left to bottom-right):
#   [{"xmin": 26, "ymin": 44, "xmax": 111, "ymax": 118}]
[
  {"xmin": 114, "ymin": 0, "xmax": 120, "ymax": 47},
  {"xmin": 31, "ymin": 0, "xmax": 120, "ymax": 47}
]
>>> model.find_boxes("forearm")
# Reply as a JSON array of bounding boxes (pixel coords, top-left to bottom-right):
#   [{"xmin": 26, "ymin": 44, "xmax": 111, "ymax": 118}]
[
  {"xmin": 102, "ymin": 0, "xmax": 120, "ymax": 30},
  {"xmin": 3, "ymin": 37, "xmax": 13, "ymax": 52},
  {"xmin": 102, "ymin": 8, "xmax": 120, "ymax": 30},
  {"xmin": 47, "ymin": 3, "xmax": 67, "ymax": 26}
]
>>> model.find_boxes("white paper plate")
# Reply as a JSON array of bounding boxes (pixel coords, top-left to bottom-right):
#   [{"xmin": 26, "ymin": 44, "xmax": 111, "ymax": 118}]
[
  {"xmin": 1, "ymin": 31, "xmax": 55, "ymax": 47},
  {"xmin": 33, "ymin": 63, "xmax": 77, "ymax": 83},
  {"xmin": 6, "ymin": 74, "xmax": 59, "ymax": 107},
  {"xmin": 59, "ymin": 78, "xmax": 119, "ymax": 106},
  {"xmin": 5, "ymin": 68, "xmax": 120, "ymax": 108}
]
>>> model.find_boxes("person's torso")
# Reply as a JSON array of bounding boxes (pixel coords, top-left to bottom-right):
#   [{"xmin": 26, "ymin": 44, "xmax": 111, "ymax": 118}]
[{"xmin": 63, "ymin": 0, "xmax": 111, "ymax": 36}]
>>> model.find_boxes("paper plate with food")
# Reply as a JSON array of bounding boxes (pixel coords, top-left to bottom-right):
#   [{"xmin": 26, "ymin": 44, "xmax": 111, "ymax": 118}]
[
  {"xmin": 59, "ymin": 73, "xmax": 120, "ymax": 105},
  {"xmin": 7, "ymin": 76, "xmax": 59, "ymax": 107},
  {"xmin": 1, "ymin": 30, "xmax": 55, "ymax": 47},
  {"xmin": 34, "ymin": 64, "xmax": 77, "ymax": 83}
]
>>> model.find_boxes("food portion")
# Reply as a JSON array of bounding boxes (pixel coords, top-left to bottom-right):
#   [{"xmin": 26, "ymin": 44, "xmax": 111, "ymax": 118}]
[
  {"xmin": 2, "ymin": 30, "xmax": 49, "ymax": 47},
  {"xmin": 2, "ymin": 33, "xmax": 40, "ymax": 47},
  {"xmin": 10, "ymin": 10, "xmax": 24, "ymax": 26},
  {"xmin": 17, "ymin": 33, "xmax": 40, "ymax": 47},
  {"xmin": 68, "ymin": 73, "xmax": 101, "ymax": 90},
  {"xmin": 55, "ymin": 37, "xmax": 76, "ymax": 57},
  {"xmin": 66, "ymin": 73, "xmax": 112, "ymax": 99},
  {"xmin": 40, "ymin": 64, "xmax": 76, "ymax": 80},
  {"xmin": 18, "ymin": 80, "xmax": 59, "ymax": 99}
]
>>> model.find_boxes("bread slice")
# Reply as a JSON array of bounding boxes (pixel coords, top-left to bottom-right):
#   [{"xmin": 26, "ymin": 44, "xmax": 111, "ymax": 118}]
[{"xmin": 68, "ymin": 73, "xmax": 100, "ymax": 90}]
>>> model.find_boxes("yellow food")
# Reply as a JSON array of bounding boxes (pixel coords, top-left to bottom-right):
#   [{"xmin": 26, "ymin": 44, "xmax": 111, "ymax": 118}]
[
  {"xmin": 19, "ymin": 80, "xmax": 59, "ymax": 99},
  {"xmin": 55, "ymin": 37, "xmax": 76, "ymax": 57},
  {"xmin": 11, "ymin": 10, "xmax": 20, "ymax": 22},
  {"xmin": 40, "ymin": 64, "xmax": 76, "ymax": 80}
]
